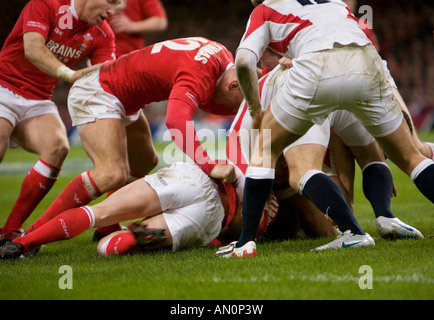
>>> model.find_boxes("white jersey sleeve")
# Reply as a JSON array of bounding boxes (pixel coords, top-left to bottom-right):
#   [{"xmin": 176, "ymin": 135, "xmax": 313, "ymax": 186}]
[{"xmin": 237, "ymin": 0, "xmax": 370, "ymax": 60}]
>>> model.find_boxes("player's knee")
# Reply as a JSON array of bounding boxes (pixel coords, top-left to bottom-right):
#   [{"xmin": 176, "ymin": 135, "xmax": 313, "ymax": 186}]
[
  {"xmin": 141, "ymin": 151, "xmax": 159, "ymax": 173},
  {"xmin": 41, "ymin": 138, "xmax": 70, "ymax": 164},
  {"xmin": 103, "ymin": 167, "xmax": 129, "ymax": 191}
]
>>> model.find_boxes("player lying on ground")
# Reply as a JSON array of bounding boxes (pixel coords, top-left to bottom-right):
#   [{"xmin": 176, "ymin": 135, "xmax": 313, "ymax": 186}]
[
  {"xmin": 0, "ymin": 162, "xmax": 235, "ymax": 259},
  {"xmin": 19, "ymin": 37, "xmax": 244, "ymax": 241},
  {"xmin": 0, "ymin": 160, "xmax": 281, "ymax": 259}
]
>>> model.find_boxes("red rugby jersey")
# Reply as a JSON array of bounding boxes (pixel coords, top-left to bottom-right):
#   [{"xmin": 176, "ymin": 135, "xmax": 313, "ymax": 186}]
[
  {"xmin": 110, "ymin": 0, "xmax": 167, "ymax": 57},
  {"xmin": 0, "ymin": 0, "xmax": 115, "ymax": 100},
  {"xmin": 99, "ymin": 37, "xmax": 236, "ymax": 174}
]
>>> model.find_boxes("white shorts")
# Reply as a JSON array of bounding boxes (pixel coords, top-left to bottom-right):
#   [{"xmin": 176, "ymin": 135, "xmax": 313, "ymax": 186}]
[
  {"xmin": 282, "ymin": 118, "xmax": 330, "ymax": 156},
  {"xmin": 68, "ymin": 69, "xmax": 140, "ymax": 127},
  {"xmin": 0, "ymin": 85, "xmax": 58, "ymax": 128},
  {"xmin": 330, "ymin": 109, "xmax": 375, "ymax": 147},
  {"xmin": 144, "ymin": 162, "xmax": 225, "ymax": 251},
  {"xmin": 271, "ymin": 44, "xmax": 403, "ymax": 138},
  {"xmin": 0, "ymin": 85, "xmax": 59, "ymax": 148}
]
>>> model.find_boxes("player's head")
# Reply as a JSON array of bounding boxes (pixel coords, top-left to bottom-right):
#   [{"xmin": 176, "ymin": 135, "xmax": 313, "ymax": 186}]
[
  {"xmin": 251, "ymin": 0, "xmax": 265, "ymax": 7},
  {"xmin": 75, "ymin": 0, "xmax": 122, "ymax": 26},
  {"xmin": 342, "ymin": 0, "xmax": 357, "ymax": 13},
  {"xmin": 260, "ymin": 48, "xmax": 282, "ymax": 70},
  {"xmin": 214, "ymin": 66, "xmax": 244, "ymax": 113}
]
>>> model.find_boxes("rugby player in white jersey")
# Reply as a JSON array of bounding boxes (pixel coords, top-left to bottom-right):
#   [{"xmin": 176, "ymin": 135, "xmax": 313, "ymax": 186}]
[
  {"xmin": 220, "ymin": 0, "xmax": 433, "ymax": 257},
  {"xmin": 217, "ymin": 63, "xmax": 424, "ymax": 257}
]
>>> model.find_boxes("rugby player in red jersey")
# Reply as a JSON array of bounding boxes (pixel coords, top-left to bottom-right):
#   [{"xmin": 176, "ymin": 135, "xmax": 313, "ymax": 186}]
[
  {"xmin": 108, "ymin": 0, "xmax": 168, "ymax": 57},
  {"xmin": 0, "ymin": 0, "xmax": 121, "ymax": 243},
  {"xmin": 25, "ymin": 37, "xmax": 244, "ymax": 235}
]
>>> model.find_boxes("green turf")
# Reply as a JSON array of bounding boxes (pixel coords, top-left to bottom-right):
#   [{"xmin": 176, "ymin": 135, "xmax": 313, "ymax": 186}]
[{"xmin": 0, "ymin": 132, "xmax": 433, "ymax": 301}]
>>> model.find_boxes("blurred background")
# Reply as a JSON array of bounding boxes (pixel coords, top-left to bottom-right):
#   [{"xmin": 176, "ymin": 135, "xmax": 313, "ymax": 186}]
[{"xmin": 1, "ymin": 0, "xmax": 433, "ymax": 144}]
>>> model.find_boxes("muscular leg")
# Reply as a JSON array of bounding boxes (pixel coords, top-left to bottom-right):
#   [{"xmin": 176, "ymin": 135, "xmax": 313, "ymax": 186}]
[
  {"xmin": 27, "ymin": 118, "xmax": 130, "ymax": 231},
  {"xmin": 285, "ymin": 142, "xmax": 364, "ymax": 235},
  {"xmin": 126, "ymin": 111, "xmax": 159, "ymax": 177},
  {"xmin": 81, "ymin": 118, "xmax": 130, "ymax": 193},
  {"xmin": 393, "ymin": 87, "xmax": 433, "ymax": 159},
  {"xmin": 1, "ymin": 114, "xmax": 67, "ymax": 236},
  {"xmin": 0, "ymin": 117, "xmax": 14, "ymax": 163},
  {"xmin": 376, "ymin": 120, "xmax": 427, "ymax": 176},
  {"xmin": 13, "ymin": 113, "xmax": 69, "ymax": 167},
  {"xmin": 11, "ymin": 178, "xmax": 165, "ymax": 253},
  {"xmin": 375, "ymin": 119, "xmax": 434, "ymax": 203},
  {"xmin": 95, "ymin": 112, "xmax": 159, "ymax": 237},
  {"xmin": 237, "ymin": 108, "xmax": 302, "ymax": 246}
]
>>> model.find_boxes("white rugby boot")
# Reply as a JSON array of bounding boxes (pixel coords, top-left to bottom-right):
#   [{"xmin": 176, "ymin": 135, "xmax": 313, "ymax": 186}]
[
  {"xmin": 312, "ymin": 230, "xmax": 375, "ymax": 252},
  {"xmin": 376, "ymin": 216, "xmax": 424, "ymax": 240},
  {"xmin": 215, "ymin": 241, "xmax": 257, "ymax": 258}
]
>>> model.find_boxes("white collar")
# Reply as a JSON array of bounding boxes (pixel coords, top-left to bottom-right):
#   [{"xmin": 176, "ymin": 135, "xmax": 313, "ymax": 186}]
[
  {"xmin": 70, "ymin": 0, "xmax": 78, "ymax": 19},
  {"xmin": 216, "ymin": 62, "xmax": 234, "ymax": 86}
]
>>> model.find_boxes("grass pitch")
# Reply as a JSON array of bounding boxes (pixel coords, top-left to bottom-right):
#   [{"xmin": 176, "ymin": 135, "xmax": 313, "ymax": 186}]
[{"xmin": 0, "ymin": 132, "xmax": 433, "ymax": 302}]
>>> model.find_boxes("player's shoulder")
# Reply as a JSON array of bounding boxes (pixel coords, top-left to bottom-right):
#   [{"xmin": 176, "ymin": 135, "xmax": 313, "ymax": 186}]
[{"xmin": 92, "ymin": 20, "xmax": 115, "ymax": 40}]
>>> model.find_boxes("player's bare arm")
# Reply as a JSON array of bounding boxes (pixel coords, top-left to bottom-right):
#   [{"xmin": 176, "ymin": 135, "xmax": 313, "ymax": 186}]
[
  {"xmin": 23, "ymin": 32, "xmax": 68, "ymax": 79},
  {"xmin": 235, "ymin": 48, "xmax": 262, "ymax": 118},
  {"xmin": 110, "ymin": 14, "xmax": 168, "ymax": 34},
  {"xmin": 23, "ymin": 32, "xmax": 100, "ymax": 83}
]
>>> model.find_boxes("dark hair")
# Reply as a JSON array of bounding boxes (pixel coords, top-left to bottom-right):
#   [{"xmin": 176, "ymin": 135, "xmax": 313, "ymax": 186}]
[{"xmin": 251, "ymin": 0, "xmax": 265, "ymax": 7}]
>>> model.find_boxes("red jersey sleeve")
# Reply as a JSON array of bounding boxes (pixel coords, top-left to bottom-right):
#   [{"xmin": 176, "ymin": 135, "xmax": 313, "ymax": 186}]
[
  {"xmin": 165, "ymin": 98, "xmax": 217, "ymax": 175},
  {"xmin": 21, "ymin": 0, "xmax": 54, "ymax": 40},
  {"xmin": 140, "ymin": 0, "xmax": 167, "ymax": 18}
]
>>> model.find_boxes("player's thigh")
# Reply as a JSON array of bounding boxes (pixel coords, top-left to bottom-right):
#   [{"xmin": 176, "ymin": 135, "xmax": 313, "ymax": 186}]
[
  {"xmin": 376, "ymin": 120, "xmax": 426, "ymax": 175},
  {"xmin": 0, "ymin": 118, "xmax": 14, "ymax": 162},
  {"xmin": 79, "ymin": 118, "xmax": 129, "ymax": 168},
  {"xmin": 251, "ymin": 108, "xmax": 303, "ymax": 168},
  {"xmin": 92, "ymin": 178, "xmax": 163, "ymax": 226},
  {"xmin": 285, "ymin": 143, "xmax": 327, "ymax": 189},
  {"xmin": 12, "ymin": 113, "xmax": 69, "ymax": 165},
  {"xmin": 125, "ymin": 111, "xmax": 158, "ymax": 176}
]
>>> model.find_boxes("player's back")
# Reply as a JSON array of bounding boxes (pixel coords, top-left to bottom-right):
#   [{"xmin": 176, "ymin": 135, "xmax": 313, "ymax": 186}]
[
  {"xmin": 99, "ymin": 37, "xmax": 234, "ymax": 114},
  {"xmin": 241, "ymin": 0, "xmax": 370, "ymax": 59}
]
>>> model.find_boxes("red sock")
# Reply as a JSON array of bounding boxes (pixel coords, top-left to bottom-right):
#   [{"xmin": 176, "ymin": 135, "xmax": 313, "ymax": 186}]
[
  {"xmin": 27, "ymin": 171, "xmax": 101, "ymax": 232},
  {"xmin": 95, "ymin": 224, "xmax": 123, "ymax": 236},
  {"xmin": 15, "ymin": 206, "xmax": 95, "ymax": 252},
  {"xmin": 97, "ymin": 231, "xmax": 140, "ymax": 256},
  {"xmin": 2, "ymin": 159, "xmax": 60, "ymax": 234}
]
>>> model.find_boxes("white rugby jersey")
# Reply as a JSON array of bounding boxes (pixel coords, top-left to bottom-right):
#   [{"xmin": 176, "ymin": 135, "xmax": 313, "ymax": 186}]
[
  {"xmin": 238, "ymin": 0, "xmax": 370, "ymax": 59},
  {"xmin": 226, "ymin": 66, "xmax": 287, "ymax": 199}
]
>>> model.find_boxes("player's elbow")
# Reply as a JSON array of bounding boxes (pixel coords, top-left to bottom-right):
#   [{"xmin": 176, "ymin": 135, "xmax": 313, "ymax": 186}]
[
  {"xmin": 23, "ymin": 42, "xmax": 38, "ymax": 63},
  {"xmin": 165, "ymin": 117, "xmax": 176, "ymax": 130}
]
